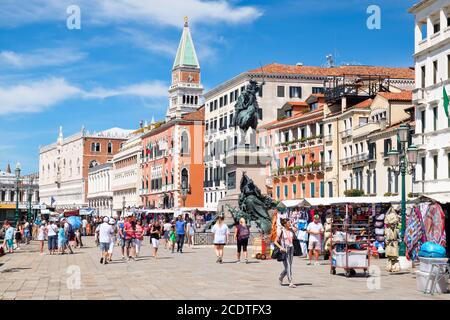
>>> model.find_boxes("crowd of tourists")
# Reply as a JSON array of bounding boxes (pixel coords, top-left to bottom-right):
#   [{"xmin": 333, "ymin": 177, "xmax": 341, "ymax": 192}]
[{"xmin": 93, "ymin": 214, "xmax": 197, "ymax": 264}]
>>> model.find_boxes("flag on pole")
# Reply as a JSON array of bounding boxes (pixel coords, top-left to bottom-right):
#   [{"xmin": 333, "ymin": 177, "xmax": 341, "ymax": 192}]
[{"xmin": 444, "ymin": 86, "xmax": 449, "ymax": 118}]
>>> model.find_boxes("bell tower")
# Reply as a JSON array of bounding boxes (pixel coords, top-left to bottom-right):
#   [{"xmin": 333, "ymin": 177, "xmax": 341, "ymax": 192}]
[{"xmin": 167, "ymin": 17, "xmax": 203, "ymax": 120}]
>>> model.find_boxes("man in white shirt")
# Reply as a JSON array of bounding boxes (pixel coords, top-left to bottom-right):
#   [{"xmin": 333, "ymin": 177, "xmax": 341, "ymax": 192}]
[
  {"xmin": 82, "ymin": 218, "xmax": 88, "ymax": 236},
  {"xmin": 95, "ymin": 217, "xmax": 114, "ymax": 265},
  {"xmin": 307, "ymin": 214, "xmax": 324, "ymax": 266}
]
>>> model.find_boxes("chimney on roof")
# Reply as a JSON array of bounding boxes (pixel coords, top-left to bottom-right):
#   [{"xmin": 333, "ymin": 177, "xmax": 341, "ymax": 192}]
[
  {"xmin": 6, "ymin": 163, "xmax": 11, "ymax": 174},
  {"xmin": 140, "ymin": 120, "xmax": 143, "ymax": 129}
]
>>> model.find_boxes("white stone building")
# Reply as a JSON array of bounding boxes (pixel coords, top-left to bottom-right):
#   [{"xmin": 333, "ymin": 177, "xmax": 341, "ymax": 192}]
[
  {"xmin": 0, "ymin": 165, "xmax": 40, "ymax": 222},
  {"xmin": 87, "ymin": 162, "xmax": 113, "ymax": 217},
  {"xmin": 39, "ymin": 127, "xmax": 131, "ymax": 209},
  {"xmin": 409, "ymin": 0, "xmax": 450, "ymax": 195},
  {"xmin": 111, "ymin": 133, "xmax": 143, "ymax": 215}
]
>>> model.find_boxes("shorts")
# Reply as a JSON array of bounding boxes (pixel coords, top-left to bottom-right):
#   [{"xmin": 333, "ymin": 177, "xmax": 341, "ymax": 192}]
[
  {"xmin": 214, "ymin": 242, "xmax": 226, "ymax": 246},
  {"xmin": 108, "ymin": 241, "xmax": 115, "ymax": 254},
  {"xmin": 120, "ymin": 238, "xmax": 126, "ymax": 248},
  {"xmin": 125, "ymin": 238, "xmax": 135, "ymax": 248},
  {"xmin": 100, "ymin": 242, "xmax": 110, "ymax": 252},
  {"xmin": 151, "ymin": 238, "xmax": 159, "ymax": 248},
  {"xmin": 308, "ymin": 240, "xmax": 321, "ymax": 251},
  {"xmin": 163, "ymin": 231, "xmax": 169, "ymax": 240},
  {"xmin": 237, "ymin": 238, "xmax": 249, "ymax": 253},
  {"xmin": 6, "ymin": 239, "xmax": 14, "ymax": 249},
  {"xmin": 58, "ymin": 239, "xmax": 66, "ymax": 248}
]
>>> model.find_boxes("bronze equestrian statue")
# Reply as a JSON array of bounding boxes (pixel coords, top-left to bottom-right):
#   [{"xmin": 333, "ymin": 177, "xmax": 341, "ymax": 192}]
[{"xmin": 232, "ymin": 79, "xmax": 265, "ymax": 133}]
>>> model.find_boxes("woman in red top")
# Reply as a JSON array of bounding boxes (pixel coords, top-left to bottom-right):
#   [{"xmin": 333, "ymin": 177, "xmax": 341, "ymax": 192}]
[{"xmin": 134, "ymin": 220, "xmax": 144, "ymax": 258}]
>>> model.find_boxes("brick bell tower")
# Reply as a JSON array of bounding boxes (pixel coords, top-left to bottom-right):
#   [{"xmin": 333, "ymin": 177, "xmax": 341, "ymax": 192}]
[{"xmin": 167, "ymin": 16, "xmax": 204, "ymax": 120}]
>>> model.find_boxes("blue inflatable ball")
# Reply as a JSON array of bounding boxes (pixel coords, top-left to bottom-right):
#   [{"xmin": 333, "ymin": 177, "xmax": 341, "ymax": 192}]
[{"xmin": 419, "ymin": 242, "xmax": 447, "ymax": 258}]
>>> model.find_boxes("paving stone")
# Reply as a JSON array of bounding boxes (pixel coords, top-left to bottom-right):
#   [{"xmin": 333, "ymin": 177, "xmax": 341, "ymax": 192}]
[{"xmin": 1, "ymin": 237, "xmax": 449, "ymax": 300}]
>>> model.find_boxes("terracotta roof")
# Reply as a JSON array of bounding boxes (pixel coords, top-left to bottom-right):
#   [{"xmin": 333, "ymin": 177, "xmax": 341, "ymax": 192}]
[
  {"xmin": 286, "ymin": 101, "xmax": 309, "ymax": 107},
  {"xmin": 352, "ymin": 98, "xmax": 373, "ymax": 109},
  {"xmin": 262, "ymin": 107, "xmax": 323, "ymax": 129},
  {"xmin": 182, "ymin": 106, "xmax": 205, "ymax": 121},
  {"xmin": 249, "ymin": 63, "xmax": 414, "ymax": 79},
  {"xmin": 378, "ymin": 91, "xmax": 412, "ymax": 102}
]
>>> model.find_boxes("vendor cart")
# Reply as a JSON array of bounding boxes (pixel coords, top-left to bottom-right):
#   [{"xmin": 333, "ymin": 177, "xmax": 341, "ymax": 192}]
[{"xmin": 330, "ymin": 222, "xmax": 371, "ymax": 277}]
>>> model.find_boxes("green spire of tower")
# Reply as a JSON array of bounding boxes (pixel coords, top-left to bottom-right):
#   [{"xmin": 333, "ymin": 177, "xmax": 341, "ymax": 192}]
[{"xmin": 173, "ymin": 17, "xmax": 200, "ymax": 69}]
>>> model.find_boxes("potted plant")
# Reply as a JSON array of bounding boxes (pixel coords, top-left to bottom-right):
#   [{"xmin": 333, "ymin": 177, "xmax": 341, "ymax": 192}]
[{"xmin": 344, "ymin": 189, "xmax": 364, "ymax": 197}]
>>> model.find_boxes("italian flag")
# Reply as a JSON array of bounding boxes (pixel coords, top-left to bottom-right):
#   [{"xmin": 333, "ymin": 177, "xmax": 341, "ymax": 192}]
[{"xmin": 444, "ymin": 86, "xmax": 449, "ymax": 118}]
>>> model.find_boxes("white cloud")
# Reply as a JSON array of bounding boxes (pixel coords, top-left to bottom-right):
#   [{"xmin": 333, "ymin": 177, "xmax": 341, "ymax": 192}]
[
  {"xmin": 0, "ymin": 78, "xmax": 168, "ymax": 115},
  {"xmin": 96, "ymin": 0, "xmax": 263, "ymax": 27},
  {"xmin": 83, "ymin": 81, "xmax": 168, "ymax": 99},
  {"xmin": 0, "ymin": 48, "xmax": 87, "ymax": 69},
  {"xmin": 118, "ymin": 28, "xmax": 176, "ymax": 57},
  {"xmin": 0, "ymin": 0, "xmax": 262, "ymax": 27},
  {"xmin": 0, "ymin": 78, "xmax": 81, "ymax": 115}
]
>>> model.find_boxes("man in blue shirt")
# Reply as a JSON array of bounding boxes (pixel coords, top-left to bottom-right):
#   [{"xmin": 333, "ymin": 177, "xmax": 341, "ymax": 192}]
[{"xmin": 175, "ymin": 215, "xmax": 186, "ymax": 253}]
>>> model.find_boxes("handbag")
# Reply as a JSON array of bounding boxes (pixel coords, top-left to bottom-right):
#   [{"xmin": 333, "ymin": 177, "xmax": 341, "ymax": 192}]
[{"xmin": 271, "ymin": 230, "xmax": 287, "ymax": 261}]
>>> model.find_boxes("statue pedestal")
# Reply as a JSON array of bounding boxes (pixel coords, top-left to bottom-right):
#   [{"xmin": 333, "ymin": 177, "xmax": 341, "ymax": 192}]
[{"xmin": 217, "ymin": 146, "xmax": 271, "ymax": 229}]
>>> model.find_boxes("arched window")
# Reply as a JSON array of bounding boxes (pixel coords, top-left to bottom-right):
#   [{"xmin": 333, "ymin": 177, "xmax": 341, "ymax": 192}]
[
  {"xmin": 89, "ymin": 160, "xmax": 99, "ymax": 168},
  {"xmin": 183, "ymin": 95, "xmax": 186, "ymax": 104},
  {"xmin": 91, "ymin": 142, "xmax": 96, "ymax": 152},
  {"xmin": 181, "ymin": 168, "xmax": 189, "ymax": 190},
  {"xmin": 190, "ymin": 96, "xmax": 194, "ymax": 104},
  {"xmin": 366, "ymin": 170, "xmax": 371, "ymax": 194},
  {"xmin": 181, "ymin": 131, "xmax": 190, "ymax": 156},
  {"xmin": 108, "ymin": 142, "xmax": 113, "ymax": 154},
  {"xmin": 195, "ymin": 96, "xmax": 198, "ymax": 105}
]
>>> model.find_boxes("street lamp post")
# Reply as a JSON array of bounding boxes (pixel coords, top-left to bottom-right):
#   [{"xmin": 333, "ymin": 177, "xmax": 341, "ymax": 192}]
[
  {"xmin": 387, "ymin": 124, "xmax": 418, "ymax": 257},
  {"xmin": 14, "ymin": 163, "xmax": 21, "ymax": 227},
  {"xmin": 27, "ymin": 176, "xmax": 34, "ymax": 222},
  {"xmin": 122, "ymin": 196, "xmax": 126, "ymax": 218},
  {"xmin": 181, "ymin": 180, "xmax": 188, "ymax": 208}
]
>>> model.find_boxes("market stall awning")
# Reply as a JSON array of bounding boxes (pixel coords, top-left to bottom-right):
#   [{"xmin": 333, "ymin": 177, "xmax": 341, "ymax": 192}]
[
  {"xmin": 416, "ymin": 193, "xmax": 450, "ymax": 204},
  {"xmin": 144, "ymin": 209, "xmax": 175, "ymax": 214},
  {"xmin": 281, "ymin": 200, "xmax": 303, "ymax": 208},
  {"xmin": 79, "ymin": 208, "xmax": 95, "ymax": 216},
  {"xmin": 283, "ymin": 196, "xmax": 404, "ymax": 208}
]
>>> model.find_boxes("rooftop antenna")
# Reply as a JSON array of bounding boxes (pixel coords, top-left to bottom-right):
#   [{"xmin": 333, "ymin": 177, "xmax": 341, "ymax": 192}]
[
  {"xmin": 259, "ymin": 62, "xmax": 266, "ymax": 83},
  {"xmin": 326, "ymin": 54, "xmax": 334, "ymax": 68}
]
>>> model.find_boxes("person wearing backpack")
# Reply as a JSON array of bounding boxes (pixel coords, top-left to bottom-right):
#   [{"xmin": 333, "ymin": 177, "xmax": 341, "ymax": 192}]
[
  {"xmin": 234, "ymin": 218, "xmax": 250, "ymax": 264},
  {"xmin": 64, "ymin": 219, "xmax": 75, "ymax": 254},
  {"xmin": 274, "ymin": 218, "xmax": 298, "ymax": 288}
]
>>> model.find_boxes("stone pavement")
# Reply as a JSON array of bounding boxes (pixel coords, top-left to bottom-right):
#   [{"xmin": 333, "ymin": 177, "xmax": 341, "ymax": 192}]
[{"xmin": 0, "ymin": 237, "xmax": 449, "ymax": 300}]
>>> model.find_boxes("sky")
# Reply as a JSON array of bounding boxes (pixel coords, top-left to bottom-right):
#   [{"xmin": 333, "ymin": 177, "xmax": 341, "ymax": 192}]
[{"xmin": 0, "ymin": 0, "xmax": 417, "ymax": 174}]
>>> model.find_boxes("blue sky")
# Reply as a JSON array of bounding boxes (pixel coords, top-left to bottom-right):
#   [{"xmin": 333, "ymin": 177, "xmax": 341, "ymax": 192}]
[{"xmin": 0, "ymin": 0, "xmax": 416, "ymax": 174}]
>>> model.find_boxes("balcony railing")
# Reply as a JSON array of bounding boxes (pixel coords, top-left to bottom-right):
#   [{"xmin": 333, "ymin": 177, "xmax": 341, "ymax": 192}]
[
  {"xmin": 340, "ymin": 153, "xmax": 369, "ymax": 165},
  {"xmin": 324, "ymin": 135, "xmax": 333, "ymax": 143},
  {"xmin": 204, "ymin": 181, "xmax": 213, "ymax": 188},
  {"xmin": 273, "ymin": 163, "xmax": 324, "ymax": 176},
  {"xmin": 275, "ymin": 135, "xmax": 324, "ymax": 153},
  {"xmin": 161, "ymin": 184, "xmax": 174, "ymax": 192},
  {"xmin": 324, "ymin": 161, "xmax": 333, "ymax": 169},
  {"xmin": 340, "ymin": 129, "xmax": 352, "ymax": 139}
]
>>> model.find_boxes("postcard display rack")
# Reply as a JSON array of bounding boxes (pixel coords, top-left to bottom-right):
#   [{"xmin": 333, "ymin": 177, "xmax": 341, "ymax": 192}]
[{"xmin": 329, "ymin": 204, "xmax": 371, "ymax": 277}]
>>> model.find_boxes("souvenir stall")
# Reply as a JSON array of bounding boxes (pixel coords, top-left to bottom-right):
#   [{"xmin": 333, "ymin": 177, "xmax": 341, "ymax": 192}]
[
  {"xmin": 282, "ymin": 196, "xmax": 403, "ymax": 264},
  {"xmin": 407, "ymin": 195, "xmax": 448, "ymax": 260}
]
